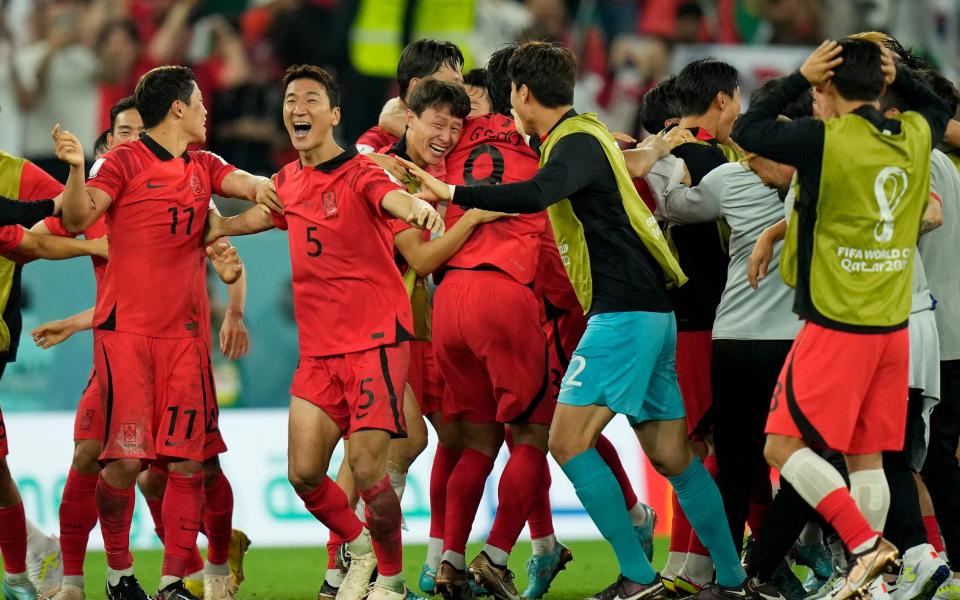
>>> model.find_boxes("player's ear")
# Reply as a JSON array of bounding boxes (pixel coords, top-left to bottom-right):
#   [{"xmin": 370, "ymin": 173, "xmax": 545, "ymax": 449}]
[
  {"xmin": 406, "ymin": 109, "xmax": 416, "ymax": 129},
  {"xmin": 716, "ymin": 91, "xmax": 727, "ymax": 111},
  {"xmin": 331, "ymin": 106, "xmax": 342, "ymax": 127}
]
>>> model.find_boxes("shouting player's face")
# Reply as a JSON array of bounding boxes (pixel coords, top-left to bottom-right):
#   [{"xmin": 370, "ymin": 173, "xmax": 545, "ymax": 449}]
[
  {"xmin": 405, "ymin": 106, "xmax": 464, "ymax": 167},
  {"xmin": 284, "ymin": 78, "xmax": 341, "ymax": 152},
  {"xmin": 178, "ymin": 83, "xmax": 208, "ymax": 144},
  {"xmin": 108, "ymin": 108, "xmax": 145, "ymax": 149}
]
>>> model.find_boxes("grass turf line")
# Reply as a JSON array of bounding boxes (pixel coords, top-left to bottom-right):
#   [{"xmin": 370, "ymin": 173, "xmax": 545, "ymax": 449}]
[{"xmin": 5, "ymin": 538, "xmax": 671, "ymax": 599}]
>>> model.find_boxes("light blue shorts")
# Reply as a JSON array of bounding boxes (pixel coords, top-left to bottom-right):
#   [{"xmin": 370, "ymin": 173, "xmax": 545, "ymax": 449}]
[{"xmin": 558, "ymin": 311, "xmax": 685, "ymax": 426}]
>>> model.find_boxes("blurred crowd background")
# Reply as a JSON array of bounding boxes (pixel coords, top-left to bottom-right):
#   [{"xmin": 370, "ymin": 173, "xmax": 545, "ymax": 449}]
[{"xmin": 1, "ymin": 0, "xmax": 958, "ymax": 411}]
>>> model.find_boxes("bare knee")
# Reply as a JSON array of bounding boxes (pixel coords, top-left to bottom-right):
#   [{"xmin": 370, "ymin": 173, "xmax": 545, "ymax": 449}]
[
  {"xmin": 548, "ymin": 430, "xmax": 590, "ymax": 466},
  {"xmin": 288, "ymin": 458, "xmax": 330, "ymax": 494},
  {"xmin": 432, "ymin": 416, "xmax": 464, "ymax": 453},
  {"xmin": 137, "ymin": 467, "xmax": 166, "ymax": 500},
  {"xmin": 72, "ymin": 440, "xmax": 102, "ymax": 476},
  {"xmin": 510, "ymin": 423, "xmax": 549, "ymax": 452},
  {"xmin": 350, "ymin": 448, "xmax": 387, "ymax": 490},
  {"xmin": 764, "ymin": 435, "xmax": 804, "ymax": 470},
  {"xmin": 103, "ymin": 458, "xmax": 142, "ymax": 488}
]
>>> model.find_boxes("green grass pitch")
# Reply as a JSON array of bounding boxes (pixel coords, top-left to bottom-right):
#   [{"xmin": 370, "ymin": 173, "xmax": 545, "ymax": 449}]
[{"xmin": 3, "ymin": 537, "xmax": 672, "ymax": 599}]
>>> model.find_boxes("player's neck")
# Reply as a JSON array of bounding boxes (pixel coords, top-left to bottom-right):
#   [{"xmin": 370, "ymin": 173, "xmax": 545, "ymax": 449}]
[
  {"xmin": 678, "ymin": 113, "xmax": 718, "ymax": 138},
  {"xmin": 403, "ymin": 132, "xmax": 430, "ymax": 169},
  {"xmin": 532, "ymin": 105, "xmax": 574, "ymax": 138},
  {"xmin": 144, "ymin": 125, "xmax": 192, "ymax": 158},
  {"xmin": 299, "ymin": 137, "xmax": 344, "ymax": 167},
  {"xmin": 835, "ymin": 96, "xmax": 881, "ymax": 118}
]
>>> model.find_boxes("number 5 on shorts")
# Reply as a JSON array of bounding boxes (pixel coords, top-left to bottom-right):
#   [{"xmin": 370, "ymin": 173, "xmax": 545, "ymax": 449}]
[
  {"xmin": 562, "ymin": 355, "xmax": 587, "ymax": 388},
  {"xmin": 356, "ymin": 378, "xmax": 376, "ymax": 420}
]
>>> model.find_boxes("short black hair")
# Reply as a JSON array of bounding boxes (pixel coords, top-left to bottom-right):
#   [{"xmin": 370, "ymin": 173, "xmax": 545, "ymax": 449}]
[
  {"xmin": 407, "ymin": 78, "xmax": 471, "ymax": 120},
  {"xmin": 508, "ymin": 41, "xmax": 576, "ymax": 108},
  {"xmin": 109, "ymin": 96, "xmax": 138, "ymax": 134},
  {"xmin": 397, "ymin": 39, "xmax": 464, "ymax": 103},
  {"xmin": 282, "ymin": 64, "xmax": 341, "ymax": 108},
  {"xmin": 486, "ymin": 44, "xmax": 518, "ymax": 116},
  {"xmin": 93, "ymin": 129, "xmax": 111, "ymax": 157},
  {"xmin": 750, "ymin": 77, "xmax": 814, "ymax": 119},
  {"xmin": 832, "ymin": 38, "xmax": 884, "ymax": 102},
  {"xmin": 921, "ymin": 68, "xmax": 960, "ymax": 117},
  {"xmin": 639, "ymin": 77, "xmax": 681, "ymax": 134},
  {"xmin": 673, "ymin": 58, "xmax": 740, "ymax": 117},
  {"xmin": 463, "ymin": 68, "xmax": 488, "ymax": 89},
  {"xmin": 134, "ymin": 66, "xmax": 197, "ymax": 130}
]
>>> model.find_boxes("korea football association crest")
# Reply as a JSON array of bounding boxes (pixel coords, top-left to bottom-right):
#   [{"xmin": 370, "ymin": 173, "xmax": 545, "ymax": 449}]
[
  {"xmin": 323, "ymin": 190, "xmax": 339, "ymax": 218},
  {"xmin": 191, "ymin": 174, "xmax": 205, "ymax": 197}
]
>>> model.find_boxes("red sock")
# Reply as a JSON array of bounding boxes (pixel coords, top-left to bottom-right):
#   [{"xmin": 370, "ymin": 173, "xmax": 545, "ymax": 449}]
[
  {"xmin": 297, "ymin": 477, "xmax": 364, "ymax": 542},
  {"xmin": 430, "ymin": 444, "xmax": 461, "ymax": 540},
  {"xmin": 596, "ymin": 434, "xmax": 639, "ymax": 509},
  {"xmin": 527, "ymin": 459, "xmax": 554, "ymax": 539},
  {"xmin": 95, "ymin": 476, "xmax": 135, "ymax": 571},
  {"xmin": 488, "ymin": 444, "xmax": 546, "ymax": 554},
  {"xmin": 0, "ymin": 502, "xmax": 27, "ymax": 574},
  {"xmin": 685, "ymin": 454, "xmax": 718, "ymax": 556},
  {"xmin": 360, "ymin": 475, "xmax": 403, "ymax": 577},
  {"xmin": 161, "ymin": 472, "xmax": 205, "ymax": 578},
  {"xmin": 146, "ymin": 497, "xmax": 165, "ymax": 541},
  {"xmin": 444, "ymin": 449, "xmax": 495, "ymax": 555},
  {"xmin": 187, "ymin": 545, "xmax": 204, "ymax": 574},
  {"xmin": 203, "ymin": 471, "xmax": 234, "ymax": 565},
  {"xmin": 59, "ymin": 468, "xmax": 99, "ymax": 577},
  {"xmin": 326, "ymin": 533, "xmax": 344, "ymax": 569},
  {"xmin": 815, "ymin": 488, "xmax": 877, "ymax": 552},
  {"xmin": 924, "ymin": 515, "xmax": 945, "ymax": 553}
]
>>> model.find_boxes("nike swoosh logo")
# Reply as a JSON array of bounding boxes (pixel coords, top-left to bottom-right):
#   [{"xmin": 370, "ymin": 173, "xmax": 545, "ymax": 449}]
[
  {"xmin": 356, "ymin": 412, "xmax": 368, "ymax": 420},
  {"xmin": 146, "ymin": 181, "xmax": 165, "ymax": 189},
  {"xmin": 757, "ymin": 592, "xmax": 785, "ymax": 600},
  {"xmin": 164, "ymin": 440, "xmax": 180, "ymax": 447}
]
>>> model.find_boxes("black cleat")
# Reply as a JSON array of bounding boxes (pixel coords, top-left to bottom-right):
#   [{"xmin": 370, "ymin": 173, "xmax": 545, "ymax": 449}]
[
  {"xmin": 587, "ymin": 575, "xmax": 673, "ymax": 600},
  {"xmin": 318, "ymin": 580, "xmax": 339, "ymax": 600},
  {"xmin": 692, "ymin": 579, "xmax": 786, "ymax": 600},
  {"xmin": 156, "ymin": 580, "xmax": 200, "ymax": 600},
  {"xmin": 105, "ymin": 575, "xmax": 151, "ymax": 600}
]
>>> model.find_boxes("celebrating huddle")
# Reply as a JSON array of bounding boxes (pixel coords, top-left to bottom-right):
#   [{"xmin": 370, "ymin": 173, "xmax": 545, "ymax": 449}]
[{"xmin": 0, "ymin": 28, "xmax": 958, "ymax": 600}]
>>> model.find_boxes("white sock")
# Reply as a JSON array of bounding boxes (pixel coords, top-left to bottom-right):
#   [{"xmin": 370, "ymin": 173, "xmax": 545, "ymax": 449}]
[
  {"xmin": 441, "ymin": 550, "xmax": 466, "ymax": 570},
  {"xmin": 377, "ymin": 572, "xmax": 404, "ymax": 593},
  {"xmin": 799, "ymin": 522, "xmax": 823, "ymax": 545},
  {"xmin": 355, "ymin": 498, "xmax": 366, "ymax": 521},
  {"xmin": 483, "ymin": 544, "xmax": 510, "ymax": 567},
  {"xmin": 107, "ymin": 567, "xmax": 134, "ymax": 587},
  {"xmin": 628, "ymin": 503, "xmax": 648, "ymax": 527},
  {"xmin": 531, "ymin": 534, "xmax": 557, "ymax": 556},
  {"xmin": 679, "ymin": 553, "xmax": 714, "ymax": 587},
  {"xmin": 780, "ymin": 448, "xmax": 848, "ymax": 508},
  {"xmin": 159, "ymin": 575, "xmax": 180, "ymax": 590},
  {"xmin": 326, "ymin": 567, "xmax": 344, "ymax": 587},
  {"xmin": 348, "ymin": 529, "xmax": 372, "ymax": 556},
  {"xmin": 426, "ymin": 537, "xmax": 443, "ymax": 570},
  {"xmin": 662, "ymin": 551, "xmax": 687, "ymax": 580},
  {"xmin": 388, "ymin": 469, "xmax": 407, "ymax": 501},
  {"xmin": 849, "ymin": 469, "xmax": 890, "ymax": 533},
  {"xmin": 828, "ymin": 536, "xmax": 848, "ymax": 570},
  {"xmin": 204, "ymin": 560, "xmax": 229, "ymax": 576},
  {"xmin": 186, "ymin": 568, "xmax": 204, "ymax": 581}
]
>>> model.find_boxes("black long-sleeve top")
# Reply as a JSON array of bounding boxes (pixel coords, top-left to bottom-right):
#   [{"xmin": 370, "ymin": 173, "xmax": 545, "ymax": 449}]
[
  {"xmin": 0, "ymin": 195, "xmax": 55, "ymax": 227},
  {"xmin": 731, "ymin": 69, "xmax": 952, "ymax": 331},
  {"xmin": 453, "ymin": 110, "xmax": 672, "ymax": 315}
]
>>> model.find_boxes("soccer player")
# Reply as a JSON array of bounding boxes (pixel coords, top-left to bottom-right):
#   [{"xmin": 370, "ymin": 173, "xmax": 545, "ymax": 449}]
[
  {"xmin": 462, "ymin": 69, "xmax": 492, "ymax": 116},
  {"xmin": 412, "ymin": 41, "xmax": 753, "ymax": 600},
  {"xmin": 638, "ymin": 76, "xmax": 681, "ymax": 136},
  {"xmin": 205, "ymin": 64, "xmax": 442, "ymax": 600},
  {"xmin": 732, "ymin": 39, "xmax": 951, "ymax": 600},
  {"xmin": 357, "ymin": 39, "xmax": 465, "ymax": 154},
  {"xmin": 33, "ymin": 96, "xmax": 249, "ymax": 600},
  {"xmin": 54, "ymin": 66, "xmax": 274, "ymax": 600}
]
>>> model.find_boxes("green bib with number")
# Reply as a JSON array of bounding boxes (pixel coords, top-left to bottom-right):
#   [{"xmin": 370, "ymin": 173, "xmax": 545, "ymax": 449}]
[
  {"xmin": 782, "ymin": 111, "xmax": 931, "ymax": 327},
  {"xmin": 540, "ymin": 113, "xmax": 686, "ymax": 314},
  {"xmin": 0, "ymin": 152, "xmax": 27, "ymax": 352}
]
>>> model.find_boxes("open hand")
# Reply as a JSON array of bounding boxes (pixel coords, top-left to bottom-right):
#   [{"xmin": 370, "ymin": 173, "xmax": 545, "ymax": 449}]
[
  {"xmin": 255, "ymin": 175, "xmax": 282, "ymax": 213},
  {"xmin": 31, "ymin": 319, "xmax": 75, "ymax": 349},
  {"xmin": 51, "ymin": 124, "xmax": 84, "ymax": 168},
  {"xmin": 406, "ymin": 199, "xmax": 445, "ymax": 235},
  {"xmin": 800, "ymin": 40, "xmax": 843, "ymax": 87},
  {"xmin": 207, "ymin": 242, "xmax": 243, "ymax": 284},
  {"xmin": 220, "ymin": 310, "xmax": 249, "ymax": 360}
]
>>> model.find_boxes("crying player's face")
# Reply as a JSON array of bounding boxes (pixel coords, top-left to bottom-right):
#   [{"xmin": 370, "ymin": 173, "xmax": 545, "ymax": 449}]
[{"xmin": 284, "ymin": 78, "xmax": 340, "ymax": 150}]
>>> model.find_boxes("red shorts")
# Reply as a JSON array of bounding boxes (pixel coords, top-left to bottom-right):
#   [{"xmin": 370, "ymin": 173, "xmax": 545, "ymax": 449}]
[
  {"xmin": 434, "ymin": 270, "xmax": 551, "ymax": 425},
  {"xmin": 0, "ymin": 403, "xmax": 6, "ymax": 458},
  {"xmin": 74, "ymin": 369, "xmax": 102, "ymax": 441},
  {"xmin": 94, "ymin": 331, "xmax": 214, "ymax": 462},
  {"xmin": 766, "ymin": 322, "xmax": 909, "ymax": 455},
  {"xmin": 676, "ymin": 330, "xmax": 714, "ymax": 439},
  {"xmin": 408, "ymin": 340, "xmax": 444, "ymax": 416},
  {"xmin": 543, "ymin": 304, "xmax": 587, "ymax": 404},
  {"xmin": 290, "ymin": 342, "xmax": 410, "ymax": 438},
  {"xmin": 201, "ymin": 357, "xmax": 227, "ymax": 459}
]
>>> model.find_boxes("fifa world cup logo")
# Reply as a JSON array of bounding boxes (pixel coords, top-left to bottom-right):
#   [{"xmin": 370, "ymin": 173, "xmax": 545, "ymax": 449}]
[{"xmin": 873, "ymin": 166, "xmax": 908, "ymax": 243}]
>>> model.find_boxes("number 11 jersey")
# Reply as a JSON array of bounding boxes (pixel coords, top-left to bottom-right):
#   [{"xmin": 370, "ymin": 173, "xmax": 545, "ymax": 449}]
[{"xmin": 87, "ymin": 134, "xmax": 236, "ymax": 338}]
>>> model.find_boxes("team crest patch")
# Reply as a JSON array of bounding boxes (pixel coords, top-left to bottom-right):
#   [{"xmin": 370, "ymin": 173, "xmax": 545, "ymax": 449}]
[
  {"xmin": 122, "ymin": 422, "xmax": 140, "ymax": 446},
  {"xmin": 79, "ymin": 409, "xmax": 94, "ymax": 431},
  {"xmin": 191, "ymin": 174, "xmax": 204, "ymax": 196},
  {"xmin": 323, "ymin": 191, "xmax": 338, "ymax": 218}
]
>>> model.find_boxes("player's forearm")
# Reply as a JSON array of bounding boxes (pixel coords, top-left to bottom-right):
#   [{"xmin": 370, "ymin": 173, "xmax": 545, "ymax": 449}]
[
  {"xmin": 221, "ymin": 170, "xmax": 269, "ymax": 203},
  {"xmin": 401, "ymin": 217, "xmax": 479, "ymax": 276},
  {"xmin": 225, "ymin": 265, "xmax": 247, "ymax": 318},
  {"xmin": 0, "ymin": 195, "xmax": 56, "ymax": 226},
  {"xmin": 61, "ymin": 165, "xmax": 97, "ymax": 232},
  {"xmin": 17, "ymin": 232, "xmax": 99, "ymax": 262},
  {"xmin": 379, "ymin": 97, "xmax": 407, "ymax": 138},
  {"xmin": 207, "ymin": 206, "xmax": 274, "ymax": 241},
  {"xmin": 764, "ymin": 218, "xmax": 788, "ymax": 243},
  {"xmin": 63, "ymin": 307, "xmax": 95, "ymax": 333},
  {"xmin": 381, "ymin": 190, "xmax": 424, "ymax": 220},
  {"xmin": 623, "ymin": 147, "xmax": 666, "ymax": 179}
]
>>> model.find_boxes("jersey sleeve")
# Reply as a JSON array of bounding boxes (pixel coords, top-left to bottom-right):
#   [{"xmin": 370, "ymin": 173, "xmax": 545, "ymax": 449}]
[
  {"xmin": 0, "ymin": 226, "xmax": 25, "ymax": 253},
  {"xmin": 270, "ymin": 210, "xmax": 289, "ymax": 231},
  {"xmin": 194, "ymin": 151, "xmax": 238, "ymax": 196},
  {"xmin": 360, "ymin": 164, "xmax": 405, "ymax": 216},
  {"xmin": 390, "ymin": 217, "xmax": 414, "ymax": 236},
  {"xmin": 17, "ymin": 161, "xmax": 64, "ymax": 200},
  {"xmin": 42, "ymin": 216, "xmax": 76, "ymax": 238},
  {"xmin": 87, "ymin": 153, "xmax": 126, "ymax": 200}
]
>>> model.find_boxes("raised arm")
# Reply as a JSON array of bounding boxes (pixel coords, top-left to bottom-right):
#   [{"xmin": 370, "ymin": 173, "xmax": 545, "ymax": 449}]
[
  {"xmin": 394, "ymin": 209, "xmax": 508, "ymax": 277},
  {"xmin": 53, "ymin": 126, "xmax": 112, "ymax": 232}
]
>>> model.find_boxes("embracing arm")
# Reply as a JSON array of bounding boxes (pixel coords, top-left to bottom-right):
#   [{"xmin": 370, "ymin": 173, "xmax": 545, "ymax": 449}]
[
  {"xmin": 394, "ymin": 210, "xmax": 506, "ymax": 277},
  {"xmin": 204, "ymin": 205, "xmax": 276, "ymax": 242},
  {"xmin": 8, "ymin": 229, "xmax": 107, "ymax": 263},
  {"xmin": 0, "ymin": 195, "xmax": 57, "ymax": 226}
]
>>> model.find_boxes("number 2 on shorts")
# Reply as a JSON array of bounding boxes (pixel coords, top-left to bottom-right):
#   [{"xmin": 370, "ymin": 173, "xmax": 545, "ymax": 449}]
[{"xmin": 563, "ymin": 355, "xmax": 587, "ymax": 388}]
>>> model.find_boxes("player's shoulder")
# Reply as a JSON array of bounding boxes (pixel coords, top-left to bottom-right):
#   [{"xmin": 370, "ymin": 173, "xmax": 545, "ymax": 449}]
[{"xmin": 187, "ymin": 149, "xmax": 230, "ymax": 169}]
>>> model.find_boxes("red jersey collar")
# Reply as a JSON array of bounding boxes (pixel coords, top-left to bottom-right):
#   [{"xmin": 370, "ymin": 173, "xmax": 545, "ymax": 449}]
[
  {"xmin": 140, "ymin": 133, "xmax": 190, "ymax": 162},
  {"xmin": 304, "ymin": 145, "xmax": 358, "ymax": 173}
]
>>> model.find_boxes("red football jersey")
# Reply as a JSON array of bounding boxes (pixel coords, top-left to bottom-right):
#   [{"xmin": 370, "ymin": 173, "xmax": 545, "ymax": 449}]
[
  {"xmin": 442, "ymin": 114, "xmax": 544, "ymax": 285},
  {"xmin": 271, "ymin": 147, "xmax": 413, "ymax": 357},
  {"xmin": 44, "ymin": 216, "xmax": 109, "ymax": 288},
  {"xmin": 356, "ymin": 125, "xmax": 399, "ymax": 154},
  {"xmin": 0, "ymin": 226, "xmax": 24, "ymax": 253},
  {"xmin": 18, "ymin": 160, "xmax": 65, "ymax": 200},
  {"xmin": 86, "ymin": 135, "xmax": 236, "ymax": 338}
]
